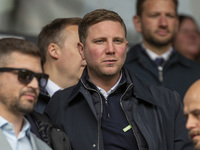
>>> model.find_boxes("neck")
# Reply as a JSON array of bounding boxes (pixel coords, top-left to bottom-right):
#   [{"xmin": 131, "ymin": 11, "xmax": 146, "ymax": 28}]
[
  {"xmin": 44, "ymin": 63, "xmax": 79, "ymax": 89},
  {"xmin": 88, "ymin": 71, "xmax": 121, "ymax": 93},
  {"xmin": 143, "ymin": 41, "xmax": 171, "ymax": 56},
  {"xmin": 0, "ymin": 104, "xmax": 23, "ymax": 137}
]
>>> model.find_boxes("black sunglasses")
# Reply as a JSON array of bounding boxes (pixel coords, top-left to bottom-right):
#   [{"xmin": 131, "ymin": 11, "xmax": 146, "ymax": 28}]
[{"xmin": 0, "ymin": 68, "xmax": 49, "ymax": 88}]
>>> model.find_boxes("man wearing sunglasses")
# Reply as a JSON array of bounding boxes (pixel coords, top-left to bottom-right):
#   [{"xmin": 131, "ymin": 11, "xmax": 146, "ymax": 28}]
[{"xmin": 0, "ymin": 38, "xmax": 51, "ymax": 150}]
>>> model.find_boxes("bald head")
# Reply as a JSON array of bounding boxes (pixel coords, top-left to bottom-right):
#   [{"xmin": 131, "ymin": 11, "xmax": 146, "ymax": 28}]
[
  {"xmin": 184, "ymin": 80, "xmax": 200, "ymax": 105},
  {"xmin": 184, "ymin": 80, "xmax": 200, "ymax": 150}
]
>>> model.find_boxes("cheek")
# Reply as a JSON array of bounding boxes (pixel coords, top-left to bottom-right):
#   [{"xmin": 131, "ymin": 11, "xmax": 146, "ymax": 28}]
[
  {"xmin": 85, "ymin": 46, "xmax": 101, "ymax": 59},
  {"xmin": 142, "ymin": 19, "xmax": 154, "ymax": 30},
  {"xmin": 118, "ymin": 46, "xmax": 127, "ymax": 56},
  {"xmin": 1, "ymin": 82, "xmax": 20, "ymax": 99}
]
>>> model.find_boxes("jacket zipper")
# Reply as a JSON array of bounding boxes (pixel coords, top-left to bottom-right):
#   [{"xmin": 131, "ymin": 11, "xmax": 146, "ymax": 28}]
[
  {"xmin": 157, "ymin": 66, "xmax": 163, "ymax": 82},
  {"xmin": 120, "ymin": 83, "xmax": 141, "ymax": 150},
  {"xmin": 81, "ymin": 79, "xmax": 141, "ymax": 150},
  {"xmin": 97, "ymin": 92, "xmax": 103, "ymax": 150},
  {"xmin": 81, "ymin": 79, "xmax": 103, "ymax": 150}
]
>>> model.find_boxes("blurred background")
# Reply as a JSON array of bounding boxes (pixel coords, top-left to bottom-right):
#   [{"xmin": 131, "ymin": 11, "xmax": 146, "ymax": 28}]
[{"xmin": 0, "ymin": 0, "xmax": 199, "ymax": 46}]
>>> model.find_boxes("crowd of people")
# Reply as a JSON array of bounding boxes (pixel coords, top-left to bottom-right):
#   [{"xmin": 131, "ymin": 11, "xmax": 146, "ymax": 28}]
[{"xmin": 1, "ymin": 0, "xmax": 200, "ymax": 150}]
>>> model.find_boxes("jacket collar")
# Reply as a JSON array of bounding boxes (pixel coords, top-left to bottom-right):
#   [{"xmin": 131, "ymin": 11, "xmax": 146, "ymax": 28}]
[
  {"xmin": 123, "ymin": 68, "xmax": 157, "ymax": 106},
  {"xmin": 127, "ymin": 43, "xmax": 193, "ymax": 69},
  {"xmin": 74, "ymin": 67, "xmax": 157, "ymax": 106}
]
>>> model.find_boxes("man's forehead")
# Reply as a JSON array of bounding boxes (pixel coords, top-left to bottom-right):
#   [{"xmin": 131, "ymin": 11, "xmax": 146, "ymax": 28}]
[{"xmin": 87, "ymin": 21, "xmax": 125, "ymax": 36}]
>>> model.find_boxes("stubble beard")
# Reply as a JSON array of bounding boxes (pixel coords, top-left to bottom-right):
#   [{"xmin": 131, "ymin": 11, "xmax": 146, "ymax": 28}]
[
  {"xmin": 194, "ymin": 142, "xmax": 200, "ymax": 150},
  {"xmin": 0, "ymin": 93, "xmax": 36, "ymax": 115},
  {"xmin": 142, "ymin": 28, "xmax": 175, "ymax": 48}
]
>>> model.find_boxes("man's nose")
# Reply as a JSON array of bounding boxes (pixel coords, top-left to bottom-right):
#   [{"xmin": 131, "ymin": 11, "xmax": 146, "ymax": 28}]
[
  {"xmin": 105, "ymin": 42, "xmax": 115, "ymax": 54},
  {"xmin": 27, "ymin": 77, "xmax": 39, "ymax": 90},
  {"xmin": 159, "ymin": 16, "xmax": 168, "ymax": 27},
  {"xmin": 186, "ymin": 115, "xmax": 197, "ymax": 130}
]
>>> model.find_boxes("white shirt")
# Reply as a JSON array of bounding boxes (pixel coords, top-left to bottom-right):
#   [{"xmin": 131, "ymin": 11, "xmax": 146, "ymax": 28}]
[
  {"xmin": 0, "ymin": 116, "xmax": 32, "ymax": 150},
  {"xmin": 97, "ymin": 73, "xmax": 122, "ymax": 99},
  {"xmin": 45, "ymin": 79, "xmax": 63, "ymax": 97},
  {"xmin": 142, "ymin": 43, "xmax": 173, "ymax": 61}
]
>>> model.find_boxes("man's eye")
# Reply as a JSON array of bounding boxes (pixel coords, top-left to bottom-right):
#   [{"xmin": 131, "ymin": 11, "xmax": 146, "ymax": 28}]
[
  {"xmin": 193, "ymin": 111, "xmax": 200, "ymax": 119},
  {"xmin": 115, "ymin": 40, "xmax": 122, "ymax": 43},
  {"xmin": 149, "ymin": 14, "xmax": 158, "ymax": 18},
  {"xmin": 166, "ymin": 14, "xmax": 176, "ymax": 18},
  {"xmin": 184, "ymin": 114, "xmax": 188, "ymax": 120},
  {"xmin": 95, "ymin": 40, "xmax": 104, "ymax": 44}
]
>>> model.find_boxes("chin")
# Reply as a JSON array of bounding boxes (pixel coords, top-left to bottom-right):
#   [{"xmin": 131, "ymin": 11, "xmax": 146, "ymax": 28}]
[
  {"xmin": 194, "ymin": 139, "xmax": 200, "ymax": 150},
  {"xmin": 18, "ymin": 104, "xmax": 34, "ymax": 114}
]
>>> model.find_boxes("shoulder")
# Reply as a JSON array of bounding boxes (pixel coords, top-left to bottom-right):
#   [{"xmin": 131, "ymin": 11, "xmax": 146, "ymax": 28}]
[
  {"xmin": 53, "ymin": 83, "xmax": 79, "ymax": 100},
  {"xmin": 127, "ymin": 43, "xmax": 142, "ymax": 53},
  {"xmin": 174, "ymin": 51, "xmax": 200, "ymax": 69},
  {"xmin": 44, "ymin": 83, "xmax": 81, "ymax": 123},
  {"xmin": 128, "ymin": 69, "xmax": 181, "ymax": 107},
  {"xmin": 30, "ymin": 132, "xmax": 52, "ymax": 150},
  {"xmin": 126, "ymin": 43, "xmax": 144, "ymax": 63}
]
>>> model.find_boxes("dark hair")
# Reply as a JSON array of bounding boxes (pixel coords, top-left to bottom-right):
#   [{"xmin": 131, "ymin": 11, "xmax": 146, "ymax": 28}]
[
  {"xmin": 0, "ymin": 38, "xmax": 40, "ymax": 65},
  {"xmin": 38, "ymin": 17, "xmax": 82, "ymax": 64},
  {"xmin": 79, "ymin": 9, "xmax": 127, "ymax": 44},
  {"xmin": 178, "ymin": 14, "xmax": 198, "ymax": 30},
  {"xmin": 136, "ymin": 0, "xmax": 178, "ymax": 16}
]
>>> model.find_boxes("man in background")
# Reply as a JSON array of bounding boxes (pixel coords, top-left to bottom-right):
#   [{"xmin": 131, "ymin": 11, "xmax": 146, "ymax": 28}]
[
  {"xmin": 125, "ymin": 0, "xmax": 200, "ymax": 101},
  {"xmin": 36, "ymin": 17, "xmax": 86, "ymax": 113},
  {"xmin": 184, "ymin": 79, "xmax": 200, "ymax": 150}
]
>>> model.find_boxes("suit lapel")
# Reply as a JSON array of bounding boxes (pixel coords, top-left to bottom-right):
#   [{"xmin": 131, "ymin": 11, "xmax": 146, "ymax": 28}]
[{"xmin": 0, "ymin": 129, "xmax": 12, "ymax": 150}]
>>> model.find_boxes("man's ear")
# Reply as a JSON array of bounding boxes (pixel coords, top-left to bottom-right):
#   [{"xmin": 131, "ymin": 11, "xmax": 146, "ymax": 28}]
[
  {"xmin": 133, "ymin": 15, "xmax": 142, "ymax": 33},
  {"xmin": 78, "ymin": 42, "xmax": 86, "ymax": 61},
  {"xmin": 81, "ymin": 59, "xmax": 87, "ymax": 67},
  {"xmin": 47, "ymin": 43, "xmax": 60, "ymax": 59}
]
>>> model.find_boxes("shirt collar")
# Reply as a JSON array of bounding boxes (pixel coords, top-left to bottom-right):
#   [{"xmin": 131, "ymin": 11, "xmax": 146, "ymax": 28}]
[
  {"xmin": 0, "ymin": 116, "xmax": 31, "ymax": 136},
  {"xmin": 97, "ymin": 72, "xmax": 122, "ymax": 99},
  {"xmin": 46, "ymin": 79, "xmax": 63, "ymax": 97},
  {"xmin": 142, "ymin": 43, "xmax": 173, "ymax": 61}
]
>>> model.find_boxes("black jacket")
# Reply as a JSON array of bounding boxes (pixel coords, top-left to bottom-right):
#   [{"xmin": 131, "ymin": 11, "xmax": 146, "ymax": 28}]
[
  {"xmin": 125, "ymin": 43, "xmax": 200, "ymax": 101},
  {"xmin": 45, "ymin": 68, "xmax": 193, "ymax": 150},
  {"xmin": 26, "ymin": 111, "xmax": 72, "ymax": 150}
]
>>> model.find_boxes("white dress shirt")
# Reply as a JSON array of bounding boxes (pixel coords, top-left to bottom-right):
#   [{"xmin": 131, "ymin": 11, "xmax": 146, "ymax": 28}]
[{"xmin": 45, "ymin": 79, "xmax": 63, "ymax": 97}]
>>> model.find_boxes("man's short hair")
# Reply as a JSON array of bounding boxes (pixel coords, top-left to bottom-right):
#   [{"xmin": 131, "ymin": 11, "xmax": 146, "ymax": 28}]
[
  {"xmin": 38, "ymin": 17, "xmax": 82, "ymax": 64},
  {"xmin": 78, "ymin": 9, "xmax": 127, "ymax": 44},
  {"xmin": 0, "ymin": 38, "xmax": 41, "ymax": 65},
  {"xmin": 136, "ymin": 0, "xmax": 178, "ymax": 17}
]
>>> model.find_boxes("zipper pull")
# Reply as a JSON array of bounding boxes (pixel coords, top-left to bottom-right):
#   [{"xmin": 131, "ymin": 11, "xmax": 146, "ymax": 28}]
[{"xmin": 158, "ymin": 66, "xmax": 163, "ymax": 82}]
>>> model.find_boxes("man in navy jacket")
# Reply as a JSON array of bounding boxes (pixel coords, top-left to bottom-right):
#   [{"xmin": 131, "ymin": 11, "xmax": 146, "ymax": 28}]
[
  {"xmin": 45, "ymin": 8, "xmax": 193, "ymax": 150},
  {"xmin": 125, "ymin": 0, "xmax": 200, "ymax": 101}
]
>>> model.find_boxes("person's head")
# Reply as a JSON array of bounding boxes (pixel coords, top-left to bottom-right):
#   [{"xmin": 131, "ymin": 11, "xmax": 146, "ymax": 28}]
[
  {"xmin": 184, "ymin": 80, "xmax": 200, "ymax": 150},
  {"xmin": 0, "ymin": 38, "xmax": 48, "ymax": 116},
  {"xmin": 136, "ymin": 0, "xmax": 178, "ymax": 17},
  {"xmin": 173, "ymin": 14, "xmax": 200, "ymax": 61},
  {"xmin": 78, "ymin": 9, "xmax": 128, "ymax": 84},
  {"xmin": 38, "ymin": 17, "xmax": 86, "ymax": 88},
  {"xmin": 133, "ymin": 0, "xmax": 179, "ymax": 51}
]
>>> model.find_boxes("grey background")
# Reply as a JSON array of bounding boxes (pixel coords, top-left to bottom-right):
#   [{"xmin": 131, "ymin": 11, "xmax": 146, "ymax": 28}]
[{"xmin": 0, "ymin": 0, "xmax": 199, "ymax": 46}]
